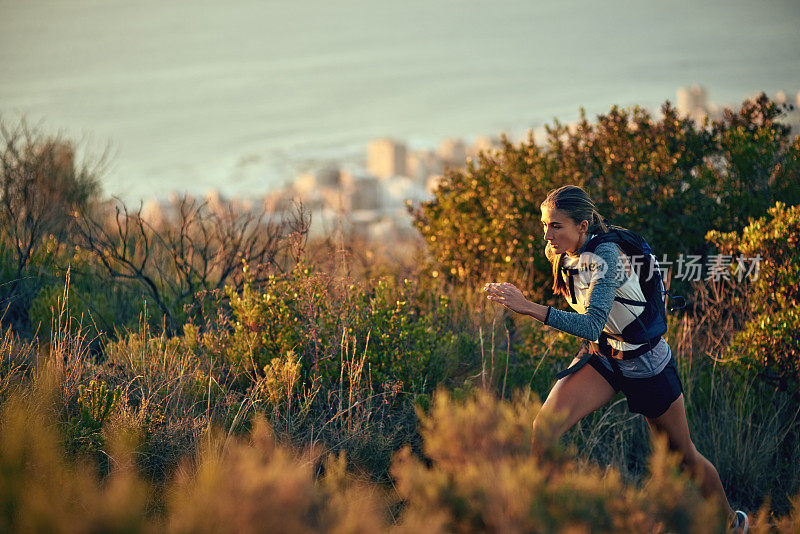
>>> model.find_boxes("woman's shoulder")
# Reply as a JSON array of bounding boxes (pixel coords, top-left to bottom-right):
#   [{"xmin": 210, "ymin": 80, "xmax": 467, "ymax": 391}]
[
  {"xmin": 593, "ymin": 240, "xmax": 623, "ymax": 256},
  {"xmin": 581, "ymin": 240, "xmax": 622, "ymax": 261},
  {"xmin": 583, "ymin": 241, "xmax": 624, "ymax": 283}
]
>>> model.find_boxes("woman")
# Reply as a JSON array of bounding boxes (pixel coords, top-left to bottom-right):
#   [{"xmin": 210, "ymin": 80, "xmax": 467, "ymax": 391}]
[{"xmin": 483, "ymin": 185, "xmax": 748, "ymax": 532}]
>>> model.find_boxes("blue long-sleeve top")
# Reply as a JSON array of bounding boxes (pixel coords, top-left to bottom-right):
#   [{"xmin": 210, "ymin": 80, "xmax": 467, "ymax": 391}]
[
  {"xmin": 543, "ymin": 239, "xmax": 623, "ymax": 341},
  {"xmin": 541, "ymin": 236, "xmax": 672, "ymax": 378}
]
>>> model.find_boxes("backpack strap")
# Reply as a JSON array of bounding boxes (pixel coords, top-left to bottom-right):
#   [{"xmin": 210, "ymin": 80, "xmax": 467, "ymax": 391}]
[
  {"xmin": 583, "ymin": 227, "xmax": 669, "ymax": 352},
  {"xmin": 561, "ymin": 266, "xmax": 580, "ymax": 304},
  {"xmin": 614, "ymin": 295, "xmax": 648, "ymax": 306},
  {"xmin": 598, "ymin": 331, "xmax": 663, "ymax": 360},
  {"xmin": 554, "ymin": 348, "xmax": 592, "ymax": 380}
]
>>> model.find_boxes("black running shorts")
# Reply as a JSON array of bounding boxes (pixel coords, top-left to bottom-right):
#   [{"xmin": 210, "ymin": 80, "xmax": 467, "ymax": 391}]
[{"xmin": 587, "ymin": 355, "xmax": 683, "ymax": 418}]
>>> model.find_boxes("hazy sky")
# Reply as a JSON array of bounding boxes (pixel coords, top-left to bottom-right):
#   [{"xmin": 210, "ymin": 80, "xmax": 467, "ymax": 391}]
[{"xmin": 2, "ymin": 0, "xmax": 799, "ymax": 200}]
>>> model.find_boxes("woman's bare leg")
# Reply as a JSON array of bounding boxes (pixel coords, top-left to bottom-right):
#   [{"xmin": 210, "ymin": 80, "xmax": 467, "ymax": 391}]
[
  {"xmin": 646, "ymin": 394, "xmax": 734, "ymax": 518},
  {"xmin": 532, "ymin": 357, "xmax": 616, "ymax": 453}
]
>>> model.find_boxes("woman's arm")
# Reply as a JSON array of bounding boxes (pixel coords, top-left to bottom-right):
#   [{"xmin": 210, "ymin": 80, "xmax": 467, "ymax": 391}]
[
  {"xmin": 542, "ymin": 242, "xmax": 622, "ymax": 340},
  {"xmin": 484, "ymin": 242, "xmax": 623, "ymax": 341},
  {"xmin": 483, "ymin": 283, "xmax": 550, "ymax": 322}
]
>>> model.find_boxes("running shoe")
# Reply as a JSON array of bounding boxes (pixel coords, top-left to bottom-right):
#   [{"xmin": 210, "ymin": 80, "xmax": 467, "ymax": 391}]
[{"xmin": 731, "ymin": 510, "xmax": 749, "ymax": 533}]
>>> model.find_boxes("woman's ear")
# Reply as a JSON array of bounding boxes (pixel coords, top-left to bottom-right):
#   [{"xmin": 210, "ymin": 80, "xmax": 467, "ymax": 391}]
[{"xmin": 579, "ymin": 219, "xmax": 589, "ymax": 234}]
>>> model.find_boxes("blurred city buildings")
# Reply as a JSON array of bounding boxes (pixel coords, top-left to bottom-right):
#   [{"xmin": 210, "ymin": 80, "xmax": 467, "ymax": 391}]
[
  {"xmin": 262, "ymin": 133, "xmax": 503, "ymax": 242},
  {"xmin": 147, "ymin": 87, "xmax": 799, "ymax": 245},
  {"xmin": 676, "ymin": 85, "xmax": 800, "ymax": 134}
]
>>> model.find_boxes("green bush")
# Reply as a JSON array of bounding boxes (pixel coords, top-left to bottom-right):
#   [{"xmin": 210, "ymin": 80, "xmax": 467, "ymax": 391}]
[
  {"xmin": 28, "ymin": 275, "xmax": 118, "ymax": 343},
  {"xmin": 708, "ymin": 202, "xmax": 800, "ymax": 395},
  {"xmin": 213, "ymin": 264, "xmax": 477, "ymax": 394},
  {"xmin": 0, "ymin": 119, "xmax": 101, "ymax": 335},
  {"xmin": 218, "ymin": 264, "xmax": 337, "ymax": 380},
  {"xmin": 413, "ymin": 95, "xmax": 800, "ymax": 302},
  {"xmin": 348, "ymin": 277, "xmax": 474, "ymax": 391},
  {"xmin": 68, "ymin": 379, "xmax": 122, "ymax": 455},
  {"xmin": 5, "ymin": 236, "xmax": 149, "ymax": 343}
]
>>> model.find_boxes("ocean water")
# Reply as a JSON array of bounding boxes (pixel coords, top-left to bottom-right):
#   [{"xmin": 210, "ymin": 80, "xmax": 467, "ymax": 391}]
[{"xmin": 1, "ymin": 0, "xmax": 799, "ymax": 202}]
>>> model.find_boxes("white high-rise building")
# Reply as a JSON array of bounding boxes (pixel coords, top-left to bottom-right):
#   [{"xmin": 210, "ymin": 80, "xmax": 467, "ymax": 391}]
[
  {"xmin": 437, "ymin": 138, "xmax": 467, "ymax": 168},
  {"xmin": 468, "ymin": 135, "xmax": 502, "ymax": 158},
  {"xmin": 406, "ymin": 149, "xmax": 443, "ymax": 184},
  {"xmin": 338, "ymin": 168, "xmax": 382, "ymax": 211},
  {"xmin": 676, "ymin": 85, "xmax": 710, "ymax": 124},
  {"xmin": 367, "ymin": 138, "xmax": 407, "ymax": 179}
]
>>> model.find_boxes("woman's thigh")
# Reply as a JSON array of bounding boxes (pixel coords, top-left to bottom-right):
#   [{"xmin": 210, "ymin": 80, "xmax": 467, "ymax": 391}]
[
  {"xmin": 535, "ymin": 356, "xmax": 617, "ymax": 441},
  {"xmin": 645, "ymin": 393, "xmax": 693, "ymax": 454}
]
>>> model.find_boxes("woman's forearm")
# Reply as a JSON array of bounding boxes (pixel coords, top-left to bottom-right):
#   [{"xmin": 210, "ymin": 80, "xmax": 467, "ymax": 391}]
[
  {"xmin": 483, "ymin": 283, "xmax": 550, "ymax": 322},
  {"xmin": 523, "ymin": 301, "xmax": 550, "ymax": 323}
]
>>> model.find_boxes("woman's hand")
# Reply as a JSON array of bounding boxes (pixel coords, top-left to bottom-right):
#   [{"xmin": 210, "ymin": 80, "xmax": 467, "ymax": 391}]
[{"xmin": 483, "ymin": 282, "xmax": 533, "ymax": 315}]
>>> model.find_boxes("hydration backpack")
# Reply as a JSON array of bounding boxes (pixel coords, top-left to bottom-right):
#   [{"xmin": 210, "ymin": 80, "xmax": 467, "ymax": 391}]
[
  {"xmin": 554, "ymin": 225, "xmax": 685, "ymax": 378},
  {"xmin": 580, "ymin": 225, "xmax": 676, "ymax": 350}
]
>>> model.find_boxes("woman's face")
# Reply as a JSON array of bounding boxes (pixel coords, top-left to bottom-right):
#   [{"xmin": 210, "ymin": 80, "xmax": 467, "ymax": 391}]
[{"xmin": 540, "ymin": 205, "xmax": 589, "ymax": 254}]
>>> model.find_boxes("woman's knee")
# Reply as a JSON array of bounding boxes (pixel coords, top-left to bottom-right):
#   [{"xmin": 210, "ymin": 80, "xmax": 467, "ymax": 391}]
[
  {"xmin": 678, "ymin": 442, "xmax": 702, "ymax": 472},
  {"xmin": 537, "ymin": 382, "xmax": 583, "ymax": 434},
  {"xmin": 534, "ymin": 365, "xmax": 615, "ymax": 444},
  {"xmin": 532, "ymin": 402, "xmax": 572, "ymax": 444}
]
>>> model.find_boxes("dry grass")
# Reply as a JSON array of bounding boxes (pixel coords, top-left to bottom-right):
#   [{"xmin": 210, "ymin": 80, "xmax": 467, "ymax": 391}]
[{"xmin": 1, "ymin": 246, "xmax": 798, "ymax": 529}]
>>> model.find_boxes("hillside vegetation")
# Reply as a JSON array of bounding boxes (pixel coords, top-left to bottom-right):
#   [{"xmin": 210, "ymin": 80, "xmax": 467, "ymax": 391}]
[{"xmin": 1, "ymin": 95, "xmax": 799, "ymax": 532}]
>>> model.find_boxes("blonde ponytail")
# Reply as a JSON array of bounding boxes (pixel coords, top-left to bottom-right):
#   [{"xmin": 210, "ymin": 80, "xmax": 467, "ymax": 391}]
[{"xmin": 590, "ymin": 210, "xmax": 608, "ymax": 234}]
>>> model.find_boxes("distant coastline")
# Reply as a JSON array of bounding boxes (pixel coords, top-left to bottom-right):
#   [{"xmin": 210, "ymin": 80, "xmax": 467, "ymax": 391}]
[
  {"xmin": 3, "ymin": 0, "xmax": 798, "ymax": 203},
  {"xmin": 136, "ymin": 86, "xmax": 800, "ymax": 244}
]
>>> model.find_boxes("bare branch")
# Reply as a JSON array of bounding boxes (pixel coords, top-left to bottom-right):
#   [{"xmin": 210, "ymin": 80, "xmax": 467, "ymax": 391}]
[{"xmin": 75, "ymin": 191, "xmax": 310, "ymax": 333}]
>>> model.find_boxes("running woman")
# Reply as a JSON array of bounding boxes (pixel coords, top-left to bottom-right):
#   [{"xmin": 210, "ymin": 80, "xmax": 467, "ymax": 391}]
[{"xmin": 484, "ymin": 185, "xmax": 748, "ymax": 532}]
